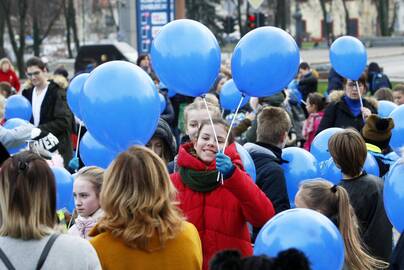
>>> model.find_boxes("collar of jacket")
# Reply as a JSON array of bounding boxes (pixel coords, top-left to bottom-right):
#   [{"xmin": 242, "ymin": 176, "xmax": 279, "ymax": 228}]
[
  {"xmin": 243, "ymin": 142, "xmax": 287, "ymax": 164},
  {"xmin": 177, "ymin": 142, "xmax": 243, "ymax": 171}
]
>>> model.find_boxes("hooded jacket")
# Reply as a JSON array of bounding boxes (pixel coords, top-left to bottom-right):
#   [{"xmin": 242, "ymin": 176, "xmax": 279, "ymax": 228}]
[{"xmin": 170, "ymin": 142, "xmax": 275, "ymax": 270}]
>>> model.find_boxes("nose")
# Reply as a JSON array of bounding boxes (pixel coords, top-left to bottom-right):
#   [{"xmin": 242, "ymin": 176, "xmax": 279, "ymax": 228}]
[{"xmin": 75, "ymin": 197, "xmax": 82, "ymax": 207}]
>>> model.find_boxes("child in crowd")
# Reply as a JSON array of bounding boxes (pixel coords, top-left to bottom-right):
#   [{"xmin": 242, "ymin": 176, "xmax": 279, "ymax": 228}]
[
  {"xmin": 168, "ymin": 99, "xmax": 221, "ymax": 173},
  {"xmin": 393, "ymin": 84, "xmax": 404, "ymax": 105},
  {"xmin": 170, "ymin": 118, "xmax": 275, "ymax": 270},
  {"xmin": 328, "ymin": 129, "xmax": 392, "ymax": 262},
  {"xmin": 295, "ymin": 179, "xmax": 389, "ymax": 270},
  {"xmin": 69, "ymin": 166, "xmax": 104, "ymax": 240},
  {"xmin": 146, "ymin": 118, "xmax": 177, "ymax": 165},
  {"xmin": 302, "ymin": 93, "xmax": 326, "ymax": 151},
  {"xmin": 90, "ymin": 146, "xmax": 202, "ymax": 270}
]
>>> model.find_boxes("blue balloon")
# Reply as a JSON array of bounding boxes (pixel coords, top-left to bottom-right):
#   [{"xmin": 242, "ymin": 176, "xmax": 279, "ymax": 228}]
[
  {"xmin": 310, "ymin": 128, "xmax": 344, "ymax": 162},
  {"xmin": 232, "ymin": 27, "xmax": 300, "ymax": 97},
  {"xmin": 3, "ymin": 118, "xmax": 29, "ymax": 154},
  {"xmin": 79, "ymin": 132, "xmax": 117, "ymax": 169},
  {"xmin": 219, "ymin": 79, "xmax": 250, "ymax": 111},
  {"xmin": 364, "ymin": 152, "xmax": 379, "ymax": 176},
  {"xmin": 51, "ymin": 167, "xmax": 74, "ymax": 212},
  {"xmin": 389, "ymin": 105, "xmax": 404, "ymax": 154},
  {"xmin": 4, "ymin": 95, "xmax": 32, "ymax": 121},
  {"xmin": 384, "ymin": 160, "xmax": 404, "ymax": 232},
  {"xmin": 151, "ymin": 19, "xmax": 221, "ymax": 97},
  {"xmin": 330, "ymin": 36, "xmax": 367, "ymax": 80},
  {"xmin": 254, "ymin": 208, "xmax": 345, "ymax": 270},
  {"xmin": 319, "ymin": 158, "xmax": 342, "ymax": 185},
  {"xmin": 378, "ymin": 100, "xmax": 398, "ymax": 117},
  {"xmin": 159, "ymin": 93, "xmax": 166, "ymax": 114},
  {"xmin": 81, "ymin": 61, "xmax": 160, "ymax": 151},
  {"xmin": 167, "ymin": 88, "xmax": 176, "ymax": 98},
  {"xmin": 281, "ymin": 147, "xmax": 318, "ymax": 207},
  {"xmin": 67, "ymin": 73, "xmax": 89, "ymax": 119},
  {"xmin": 236, "ymin": 143, "xmax": 256, "ymax": 182}
]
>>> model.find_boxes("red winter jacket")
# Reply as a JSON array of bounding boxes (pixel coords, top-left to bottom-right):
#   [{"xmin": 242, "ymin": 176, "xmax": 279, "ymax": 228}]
[
  {"xmin": 170, "ymin": 142, "xmax": 275, "ymax": 270},
  {"xmin": 0, "ymin": 69, "xmax": 20, "ymax": 91}
]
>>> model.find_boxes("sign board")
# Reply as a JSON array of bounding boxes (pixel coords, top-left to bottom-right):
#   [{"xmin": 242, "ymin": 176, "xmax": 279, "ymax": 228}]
[
  {"xmin": 136, "ymin": 0, "xmax": 175, "ymax": 53},
  {"xmin": 248, "ymin": 0, "xmax": 264, "ymax": 9}
]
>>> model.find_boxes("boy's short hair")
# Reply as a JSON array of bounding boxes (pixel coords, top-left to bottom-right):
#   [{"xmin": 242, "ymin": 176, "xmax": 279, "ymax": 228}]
[
  {"xmin": 25, "ymin": 56, "xmax": 46, "ymax": 70},
  {"xmin": 393, "ymin": 84, "xmax": 404, "ymax": 94},
  {"xmin": 257, "ymin": 106, "xmax": 291, "ymax": 145},
  {"xmin": 328, "ymin": 129, "xmax": 367, "ymax": 177}
]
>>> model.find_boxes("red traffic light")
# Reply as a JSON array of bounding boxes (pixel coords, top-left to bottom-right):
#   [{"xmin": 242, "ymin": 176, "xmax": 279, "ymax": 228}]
[{"xmin": 248, "ymin": 15, "xmax": 256, "ymax": 22}]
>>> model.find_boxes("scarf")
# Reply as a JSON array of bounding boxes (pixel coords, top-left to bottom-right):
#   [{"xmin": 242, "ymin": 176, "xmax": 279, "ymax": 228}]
[
  {"xmin": 343, "ymin": 96, "xmax": 362, "ymax": 117},
  {"xmin": 75, "ymin": 208, "xmax": 103, "ymax": 239},
  {"xmin": 180, "ymin": 167, "xmax": 220, "ymax": 192}
]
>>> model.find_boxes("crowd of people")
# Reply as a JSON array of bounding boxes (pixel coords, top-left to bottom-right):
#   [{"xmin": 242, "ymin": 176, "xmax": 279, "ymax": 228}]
[{"xmin": 0, "ymin": 52, "xmax": 403, "ymax": 270}]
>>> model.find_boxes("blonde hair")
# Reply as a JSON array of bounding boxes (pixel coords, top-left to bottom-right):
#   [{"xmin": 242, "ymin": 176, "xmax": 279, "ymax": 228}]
[
  {"xmin": 183, "ymin": 99, "xmax": 221, "ymax": 129},
  {"xmin": 75, "ymin": 166, "xmax": 104, "ymax": 197},
  {"xmin": 97, "ymin": 146, "xmax": 184, "ymax": 251},
  {"xmin": 257, "ymin": 106, "xmax": 291, "ymax": 145},
  {"xmin": 298, "ymin": 180, "xmax": 389, "ymax": 270},
  {"xmin": 0, "ymin": 151, "xmax": 56, "ymax": 240},
  {"xmin": 0, "ymin": 58, "xmax": 14, "ymax": 71}
]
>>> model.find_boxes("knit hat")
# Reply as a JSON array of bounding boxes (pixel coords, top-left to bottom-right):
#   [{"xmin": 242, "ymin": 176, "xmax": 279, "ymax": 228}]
[
  {"xmin": 362, "ymin": 114, "xmax": 395, "ymax": 150},
  {"xmin": 153, "ymin": 119, "xmax": 177, "ymax": 161}
]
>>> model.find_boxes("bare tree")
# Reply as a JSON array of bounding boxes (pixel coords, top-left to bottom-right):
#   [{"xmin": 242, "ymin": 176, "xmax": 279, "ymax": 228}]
[
  {"xmin": 30, "ymin": 0, "xmax": 63, "ymax": 56},
  {"xmin": 0, "ymin": 7, "xmax": 5, "ymax": 58},
  {"xmin": 319, "ymin": 0, "xmax": 331, "ymax": 46},
  {"xmin": 0, "ymin": 0, "xmax": 28, "ymax": 77},
  {"xmin": 64, "ymin": 0, "xmax": 80, "ymax": 58},
  {"xmin": 374, "ymin": 0, "xmax": 396, "ymax": 36},
  {"xmin": 236, "ymin": 0, "xmax": 246, "ymax": 36},
  {"xmin": 341, "ymin": 0, "xmax": 350, "ymax": 35}
]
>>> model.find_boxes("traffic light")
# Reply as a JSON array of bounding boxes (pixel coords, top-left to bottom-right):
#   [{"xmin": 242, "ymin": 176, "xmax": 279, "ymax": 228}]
[
  {"xmin": 223, "ymin": 16, "xmax": 235, "ymax": 34},
  {"xmin": 247, "ymin": 12, "xmax": 266, "ymax": 31},
  {"xmin": 247, "ymin": 14, "xmax": 257, "ymax": 31}
]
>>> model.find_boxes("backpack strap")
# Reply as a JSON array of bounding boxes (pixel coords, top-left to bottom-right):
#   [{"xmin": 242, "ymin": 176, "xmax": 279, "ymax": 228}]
[
  {"xmin": 35, "ymin": 234, "xmax": 60, "ymax": 270},
  {"xmin": 0, "ymin": 248, "xmax": 16, "ymax": 270}
]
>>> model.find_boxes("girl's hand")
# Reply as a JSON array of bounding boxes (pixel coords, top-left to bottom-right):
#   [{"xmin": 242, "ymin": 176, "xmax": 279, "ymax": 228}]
[
  {"xmin": 216, "ymin": 152, "xmax": 235, "ymax": 179},
  {"xmin": 361, "ymin": 107, "xmax": 372, "ymax": 119}
]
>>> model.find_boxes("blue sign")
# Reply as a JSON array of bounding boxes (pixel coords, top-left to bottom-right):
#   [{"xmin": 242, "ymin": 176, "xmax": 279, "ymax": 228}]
[{"xmin": 136, "ymin": 0, "xmax": 175, "ymax": 53}]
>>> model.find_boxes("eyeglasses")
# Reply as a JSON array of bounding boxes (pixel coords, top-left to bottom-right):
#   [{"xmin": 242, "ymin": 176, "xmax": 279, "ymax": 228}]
[
  {"xmin": 26, "ymin": 71, "xmax": 41, "ymax": 77},
  {"xmin": 347, "ymin": 82, "xmax": 364, "ymax": 88}
]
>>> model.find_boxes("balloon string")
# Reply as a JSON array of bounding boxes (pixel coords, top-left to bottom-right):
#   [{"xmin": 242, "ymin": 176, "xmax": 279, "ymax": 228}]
[
  {"xmin": 224, "ymin": 95, "xmax": 245, "ymax": 149},
  {"xmin": 75, "ymin": 122, "xmax": 83, "ymax": 158},
  {"xmin": 355, "ymin": 81, "xmax": 365, "ymax": 121},
  {"xmin": 202, "ymin": 96, "xmax": 222, "ymax": 183}
]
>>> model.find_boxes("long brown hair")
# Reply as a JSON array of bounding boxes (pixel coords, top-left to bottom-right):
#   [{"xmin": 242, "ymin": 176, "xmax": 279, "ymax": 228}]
[
  {"xmin": 0, "ymin": 151, "xmax": 56, "ymax": 240},
  {"xmin": 297, "ymin": 180, "xmax": 388, "ymax": 270},
  {"xmin": 97, "ymin": 146, "xmax": 184, "ymax": 251}
]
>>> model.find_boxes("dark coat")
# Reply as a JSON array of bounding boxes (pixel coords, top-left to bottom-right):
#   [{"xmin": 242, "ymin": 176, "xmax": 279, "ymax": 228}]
[
  {"xmin": 316, "ymin": 95, "xmax": 377, "ymax": 134},
  {"xmin": 22, "ymin": 81, "xmax": 73, "ymax": 166},
  {"xmin": 327, "ymin": 67, "xmax": 344, "ymax": 94},
  {"xmin": 340, "ymin": 173, "xmax": 392, "ymax": 261},
  {"xmin": 298, "ymin": 72, "xmax": 318, "ymax": 101},
  {"xmin": 390, "ymin": 232, "xmax": 404, "ymax": 270}
]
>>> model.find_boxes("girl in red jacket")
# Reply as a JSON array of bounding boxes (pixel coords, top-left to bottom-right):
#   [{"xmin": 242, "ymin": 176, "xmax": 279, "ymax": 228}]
[
  {"xmin": 170, "ymin": 118, "xmax": 275, "ymax": 270},
  {"xmin": 0, "ymin": 58, "xmax": 20, "ymax": 92}
]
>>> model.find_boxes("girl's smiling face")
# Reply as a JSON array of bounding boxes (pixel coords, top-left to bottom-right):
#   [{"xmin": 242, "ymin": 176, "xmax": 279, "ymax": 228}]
[{"xmin": 194, "ymin": 124, "xmax": 227, "ymax": 164}]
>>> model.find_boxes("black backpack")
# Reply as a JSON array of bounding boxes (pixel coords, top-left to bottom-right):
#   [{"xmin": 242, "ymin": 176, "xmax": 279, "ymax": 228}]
[{"xmin": 371, "ymin": 72, "xmax": 390, "ymax": 94}]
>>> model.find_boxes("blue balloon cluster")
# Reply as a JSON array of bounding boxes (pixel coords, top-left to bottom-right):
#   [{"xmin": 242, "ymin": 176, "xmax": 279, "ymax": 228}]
[
  {"xmin": 384, "ymin": 160, "xmax": 404, "ymax": 232},
  {"xmin": 254, "ymin": 208, "xmax": 345, "ymax": 270},
  {"xmin": 4, "ymin": 95, "xmax": 32, "ymax": 121},
  {"xmin": 159, "ymin": 93, "xmax": 166, "ymax": 114},
  {"xmin": 236, "ymin": 143, "xmax": 256, "ymax": 182},
  {"xmin": 219, "ymin": 79, "xmax": 250, "ymax": 112},
  {"xmin": 232, "ymin": 27, "xmax": 300, "ymax": 97},
  {"xmin": 151, "ymin": 19, "xmax": 221, "ymax": 97},
  {"xmin": 52, "ymin": 167, "xmax": 74, "ymax": 212},
  {"xmin": 330, "ymin": 36, "xmax": 367, "ymax": 80},
  {"xmin": 281, "ymin": 147, "xmax": 318, "ymax": 206}
]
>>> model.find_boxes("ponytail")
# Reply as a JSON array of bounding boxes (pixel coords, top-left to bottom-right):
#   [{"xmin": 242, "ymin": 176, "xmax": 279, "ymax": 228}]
[{"xmin": 335, "ymin": 185, "xmax": 389, "ymax": 270}]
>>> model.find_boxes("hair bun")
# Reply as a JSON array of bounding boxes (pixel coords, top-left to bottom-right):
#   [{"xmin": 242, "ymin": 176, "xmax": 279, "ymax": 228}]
[{"xmin": 273, "ymin": 248, "xmax": 311, "ymax": 270}]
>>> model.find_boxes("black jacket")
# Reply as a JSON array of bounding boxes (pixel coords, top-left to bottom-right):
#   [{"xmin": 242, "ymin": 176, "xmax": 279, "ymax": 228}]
[
  {"xmin": 390, "ymin": 232, "xmax": 404, "ymax": 270},
  {"xmin": 298, "ymin": 72, "xmax": 318, "ymax": 101},
  {"xmin": 22, "ymin": 81, "xmax": 74, "ymax": 166},
  {"xmin": 244, "ymin": 142, "xmax": 290, "ymax": 213},
  {"xmin": 317, "ymin": 95, "xmax": 377, "ymax": 134},
  {"xmin": 340, "ymin": 172, "xmax": 392, "ymax": 261}
]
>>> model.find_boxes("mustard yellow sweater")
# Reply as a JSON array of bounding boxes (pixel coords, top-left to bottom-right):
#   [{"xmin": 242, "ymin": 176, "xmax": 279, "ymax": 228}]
[{"xmin": 90, "ymin": 221, "xmax": 202, "ymax": 270}]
